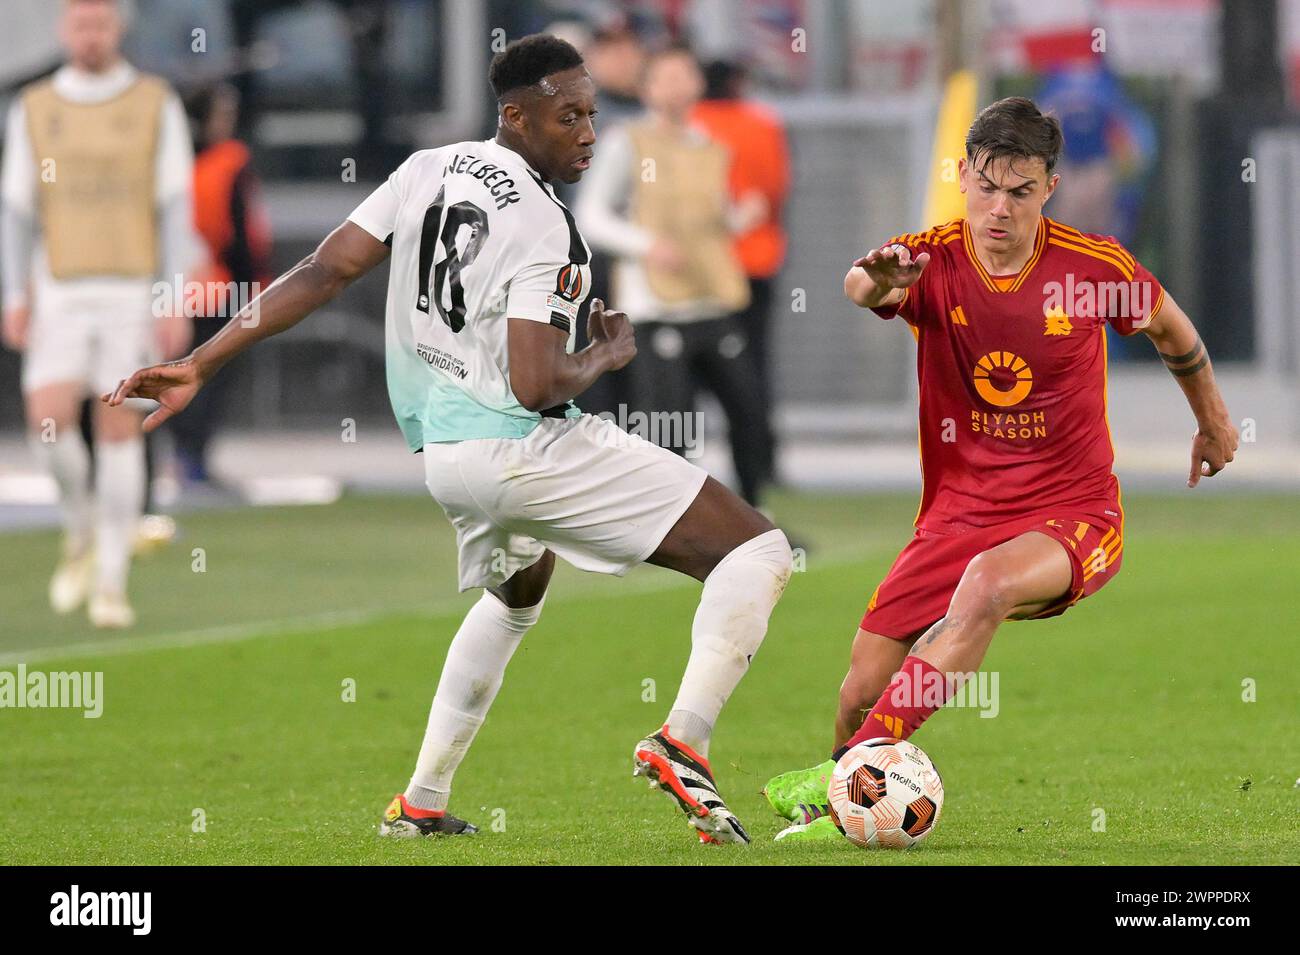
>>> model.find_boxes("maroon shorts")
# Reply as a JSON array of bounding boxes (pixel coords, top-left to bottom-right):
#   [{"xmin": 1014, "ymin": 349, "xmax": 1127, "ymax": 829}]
[{"xmin": 860, "ymin": 506, "xmax": 1124, "ymax": 639}]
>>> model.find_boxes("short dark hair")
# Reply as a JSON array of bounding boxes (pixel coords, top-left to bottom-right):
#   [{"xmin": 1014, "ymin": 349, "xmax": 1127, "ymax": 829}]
[
  {"xmin": 965, "ymin": 97, "xmax": 1064, "ymax": 176},
  {"xmin": 489, "ymin": 34, "xmax": 584, "ymax": 100}
]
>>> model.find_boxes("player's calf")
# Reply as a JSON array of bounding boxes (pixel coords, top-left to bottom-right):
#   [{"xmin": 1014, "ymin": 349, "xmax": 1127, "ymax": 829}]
[
  {"xmin": 398, "ymin": 589, "xmax": 544, "ymax": 826},
  {"xmin": 661, "ymin": 526, "xmax": 792, "ymax": 758},
  {"xmin": 835, "ymin": 627, "xmax": 916, "ymax": 747},
  {"xmin": 839, "ymin": 534, "xmax": 1074, "ymax": 752}
]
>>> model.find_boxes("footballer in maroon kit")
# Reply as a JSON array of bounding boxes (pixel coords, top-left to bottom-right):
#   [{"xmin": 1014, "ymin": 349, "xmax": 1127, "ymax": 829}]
[{"xmin": 765, "ymin": 97, "xmax": 1239, "ymax": 837}]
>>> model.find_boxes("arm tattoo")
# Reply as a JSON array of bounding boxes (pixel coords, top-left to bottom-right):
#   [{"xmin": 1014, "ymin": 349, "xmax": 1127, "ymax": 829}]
[{"xmin": 1159, "ymin": 336, "xmax": 1210, "ymax": 377}]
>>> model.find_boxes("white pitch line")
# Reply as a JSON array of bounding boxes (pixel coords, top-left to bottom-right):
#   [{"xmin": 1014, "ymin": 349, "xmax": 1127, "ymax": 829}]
[
  {"xmin": 0, "ymin": 570, "xmax": 699, "ymax": 667},
  {"xmin": 0, "ymin": 546, "xmax": 877, "ymax": 668},
  {"xmin": 0, "ymin": 605, "xmax": 438, "ymax": 667}
]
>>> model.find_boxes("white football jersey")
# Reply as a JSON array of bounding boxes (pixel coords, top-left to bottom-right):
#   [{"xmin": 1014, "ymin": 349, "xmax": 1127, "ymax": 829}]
[{"xmin": 348, "ymin": 139, "xmax": 592, "ymax": 447}]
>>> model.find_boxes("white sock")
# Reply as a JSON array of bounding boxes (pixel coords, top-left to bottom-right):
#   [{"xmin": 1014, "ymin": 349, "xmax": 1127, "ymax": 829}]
[
  {"xmin": 667, "ymin": 528, "xmax": 792, "ymax": 757},
  {"xmin": 29, "ymin": 428, "xmax": 93, "ymax": 555},
  {"xmin": 405, "ymin": 591, "xmax": 544, "ymax": 811},
  {"xmin": 94, "ymin": 437, "xmax": 145, "ymax": 596}
]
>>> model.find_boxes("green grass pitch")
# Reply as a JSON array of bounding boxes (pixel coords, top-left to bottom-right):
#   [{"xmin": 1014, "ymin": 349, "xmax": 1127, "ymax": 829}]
[{"xmin": 1, "ymin": 490, "xmax": 1296, "ymax": 865}]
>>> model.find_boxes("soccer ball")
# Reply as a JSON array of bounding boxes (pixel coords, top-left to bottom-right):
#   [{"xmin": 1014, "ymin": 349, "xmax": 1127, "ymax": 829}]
[{"xmin": 827, "ymin": 738, "xmax": 944, "ymax": 848}]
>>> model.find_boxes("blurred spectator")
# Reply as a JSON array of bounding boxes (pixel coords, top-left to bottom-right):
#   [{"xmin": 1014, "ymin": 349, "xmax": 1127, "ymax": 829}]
[
  {"xmin": 0, "ymin": 0, "xmax": 196, "ymax": 628},
  {"xmin": 583, "ymin": 20, "xmax": 649, "ymax": 129},
  {"xmin": 568, "ymin": 20, "xmax": 649, "ymax": 416},
  {"xmin": 1035, "ymin": 62, "xmax": 1156, "ymax": 245},
  {"xmin": 1036, "ymin": 61, "xmax": 1156, "ymax": 361},
  {"xmin": 576, "ymin": 44, "xmax": 771, "ymax": 506},
  {"xmin": 171, "ymin": 81, "xmax": 272, "ymax": 485},
  {"xmin": 692, "ymin": 59, "xmax": 790, "ymax": 485}
]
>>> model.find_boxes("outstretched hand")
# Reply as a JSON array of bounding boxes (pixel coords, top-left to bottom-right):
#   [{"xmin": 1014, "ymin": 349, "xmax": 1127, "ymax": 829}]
[
  {"xmin": 852, "ymin": 244, "xmax": 931, "ymax": 290},
  {"xmin": 102, "ymin": 357, "xmax": 205, "ymax": 432}
]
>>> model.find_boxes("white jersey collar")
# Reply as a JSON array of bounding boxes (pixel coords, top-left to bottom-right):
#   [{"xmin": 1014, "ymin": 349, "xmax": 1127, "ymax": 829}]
[{"xmin": 52, "ymin": 60, "xmax": 138, "ymax": 104}]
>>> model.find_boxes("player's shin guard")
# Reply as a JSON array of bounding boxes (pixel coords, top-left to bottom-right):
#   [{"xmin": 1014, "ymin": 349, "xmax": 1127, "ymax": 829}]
[
  {"xmin": 404, "ymin": 591, "xmax": 543, "ymax": 811},
  {"xmin": 668, "ymin": 529, "xmax": 792, "ymax": 756},
  {"xmin": 838, "ymin": 655, "xmax": 951, "ymax": 755},
  {"xmin": 28, "ymin": 428, "xmax": 93, "ymax": 554},
  {"xmin": 94, "ymin": 437, "xmax": 145, "ymax": 596}
]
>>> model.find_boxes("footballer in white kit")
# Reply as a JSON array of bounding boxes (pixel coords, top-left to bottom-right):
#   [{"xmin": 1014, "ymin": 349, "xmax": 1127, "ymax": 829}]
[
  {"xmin": 347, "ymin": 138, "xmax": 713, "ymax": 591},
  {"xmin": 107, "ymin": 34, "xmax": 792, "ymax": 846}
]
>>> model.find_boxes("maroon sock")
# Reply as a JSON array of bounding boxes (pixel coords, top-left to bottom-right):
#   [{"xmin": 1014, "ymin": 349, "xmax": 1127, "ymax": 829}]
[{"xmin": 837, "ymin": 656, "xmax": 952, "ymax": 756}]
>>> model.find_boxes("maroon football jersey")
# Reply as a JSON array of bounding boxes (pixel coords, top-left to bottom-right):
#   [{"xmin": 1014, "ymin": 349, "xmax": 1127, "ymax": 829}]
[{"xmin": 870, "ymin": 216, "xmax": 1164, "ymax": 531}]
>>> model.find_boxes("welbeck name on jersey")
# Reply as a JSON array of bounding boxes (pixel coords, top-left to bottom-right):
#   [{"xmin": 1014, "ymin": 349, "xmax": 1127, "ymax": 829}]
[{"xmin": 441, "ymin": 153, "xmax": 522, "ymax": 210}]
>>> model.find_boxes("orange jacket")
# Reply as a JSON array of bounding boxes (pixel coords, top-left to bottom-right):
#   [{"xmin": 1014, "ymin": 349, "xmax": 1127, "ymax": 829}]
[
  {"xmin": 192, "ymin": 139, "xmax": 272, "ymax": 288},
  {"xmin": 691, "ymin": 99, "xmax": 790, "ymax": 279}
]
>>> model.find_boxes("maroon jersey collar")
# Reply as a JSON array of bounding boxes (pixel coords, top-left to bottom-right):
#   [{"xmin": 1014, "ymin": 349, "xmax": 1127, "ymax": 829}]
[{"xmin": 960, "ymin": 217, "xmax": 1048, "ymax": 293}]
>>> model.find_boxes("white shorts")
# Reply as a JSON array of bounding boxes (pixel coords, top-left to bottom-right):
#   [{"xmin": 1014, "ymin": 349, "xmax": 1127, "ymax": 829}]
[
  {"xmin": 424, "ymin": 414, "xmax": 709, "ymax": 591},
  {"xmin": 22, "ymin": 282, "xmax": 157, "ymax": 396}
]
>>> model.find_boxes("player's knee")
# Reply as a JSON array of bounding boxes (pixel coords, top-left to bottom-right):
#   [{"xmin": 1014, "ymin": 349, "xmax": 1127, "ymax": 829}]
[
  {"xmin": 955, "ymin": 553, "xmax": 1017, "ymax": 620},
  {"xmin": 728, "ymin": 527, "xmax": 793, "ymax": 587},
  {"xmin": 24, "ymin": 396, "xmax": 75, "ymax": 433},
  {"xmin": 696, "ymin": 529, "xmax": 791, "ymax": 660},
  {"xmin": 770, "ymin": 529, "xmax": 794, "ymax": 579},
  {"xmin": 26, "ymin": 412, "xmax": 70, "ymax": 435},
  {"xmin": 479, "ymin": 589, "xmax": 544, "ymax": 635},
  {"xmin": 699, "ymin": 521, "xmax": 789, "ymax": 582},
  {"xmin": 94, "ymin": 408, "xmax": 144, "ymax": 442}
]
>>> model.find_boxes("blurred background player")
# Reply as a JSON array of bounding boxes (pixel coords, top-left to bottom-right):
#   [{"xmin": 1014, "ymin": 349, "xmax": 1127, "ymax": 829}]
[
  {"xmin": 765, "ymin": 98, "xmax": 1238, "ymax": 839},
  {"xmin": 0, "ymin": 0, "xmax": 195, "ymax": 628},
  {"xmin": 692, "ymin": 58, "xmax": 791, "ymax": 489},
  {"xmin": 577, "ymin": 43, "xmax": 771, "ymax": 506}
]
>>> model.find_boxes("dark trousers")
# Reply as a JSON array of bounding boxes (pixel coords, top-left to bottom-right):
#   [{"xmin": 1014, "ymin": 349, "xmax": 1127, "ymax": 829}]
[
  {"xmin": 629, "ymin": 315, "xmax": 771, "ymax": 506},
  {"xmin": 738, "ymin": 276, "xmax": 778, "ymax": 481}
]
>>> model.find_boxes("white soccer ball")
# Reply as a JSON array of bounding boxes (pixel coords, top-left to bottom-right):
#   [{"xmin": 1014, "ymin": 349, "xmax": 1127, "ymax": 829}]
[{"xmin": 827, "ymin": 738, "xmax": 944, "ymax": 848}]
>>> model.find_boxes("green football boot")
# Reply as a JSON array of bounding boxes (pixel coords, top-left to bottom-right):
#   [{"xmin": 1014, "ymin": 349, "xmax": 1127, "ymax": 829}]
[
  {"xmin": 762, "ymin": 758, "xmax": 836, "ymax": 822},
  {"xmin": 773, "ymin": 815, "xmax": 841, "ymax": 842}
]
